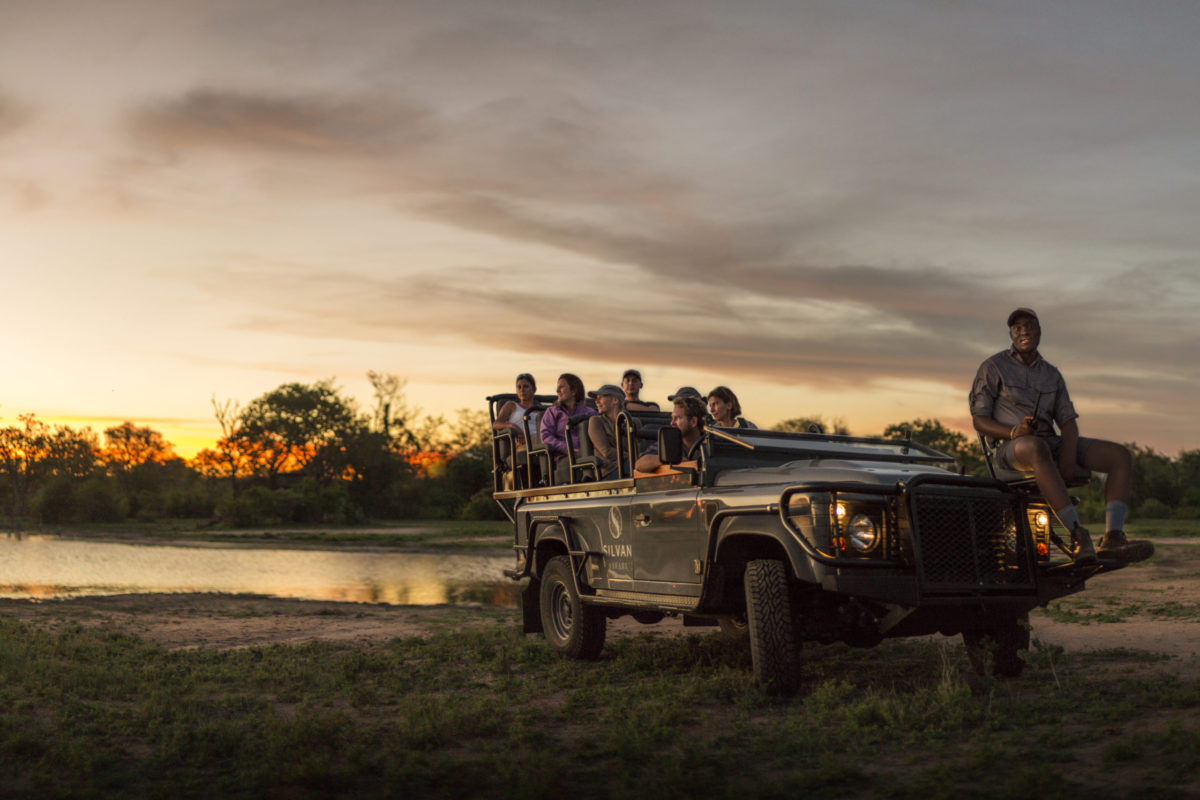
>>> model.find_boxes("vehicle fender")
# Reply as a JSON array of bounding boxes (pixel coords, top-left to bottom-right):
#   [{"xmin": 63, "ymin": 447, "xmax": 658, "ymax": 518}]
[
  {"xmin": 712, "ymin": 514, "xmax": 822, "ymax": 585},
  {"xmin": 528, "ymin": 518, "xmax": 570, "ymax": 578}
]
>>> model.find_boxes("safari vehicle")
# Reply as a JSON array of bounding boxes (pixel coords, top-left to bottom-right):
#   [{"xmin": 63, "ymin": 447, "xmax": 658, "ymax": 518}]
[{"xmin": 488, "ymin": 394, "xmax": 1131, "ymax": 694}]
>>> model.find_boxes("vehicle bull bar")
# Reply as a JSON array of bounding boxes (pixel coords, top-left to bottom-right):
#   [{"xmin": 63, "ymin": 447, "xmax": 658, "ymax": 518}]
[{"xmin": 777, "ymin": 483, "xmax": 905, "ymax": 569}]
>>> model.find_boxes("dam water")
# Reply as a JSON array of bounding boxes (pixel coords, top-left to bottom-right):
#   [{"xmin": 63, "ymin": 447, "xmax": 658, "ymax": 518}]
[{"xmin": 0, "ymin": 533, "xmax": 518, "ymax": 606}]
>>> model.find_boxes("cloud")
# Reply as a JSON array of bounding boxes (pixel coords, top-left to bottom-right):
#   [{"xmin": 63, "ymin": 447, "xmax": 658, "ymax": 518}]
[
  {"xmin": 128, "ymin": 88, "xmax": 436, "ymax": 158},
  {"xmin": 0, "ymin": 90, "xmax": 31, "ymax": 137}
]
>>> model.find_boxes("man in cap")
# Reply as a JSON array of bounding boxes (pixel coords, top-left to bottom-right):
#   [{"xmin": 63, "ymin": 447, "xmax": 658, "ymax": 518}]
[
  {"xmin": 621, "ymin": 369, "xmax": 660, "ymax": 411},
  {"xmin": 635, "ymin": 395, "xmax": 708, "ymax": 472},
  {"xmin": 970, "ymin": 307, "xmax": 1151, "ymax": 563},
  {"xmin": 587, "ymin": 384, "xmax": 625, "ymax": 480}
]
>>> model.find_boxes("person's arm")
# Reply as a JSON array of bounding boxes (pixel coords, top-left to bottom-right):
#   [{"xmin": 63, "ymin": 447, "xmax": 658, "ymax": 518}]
[
  {"xmin": 973, "ymin": 414, "xmax": 1032, "ymax": 442},
  {"xmin": 969, "ymin": 359, "xmax": 1032, "ymax": 441},
  {"xmin": 492, "ymin": 400, "xmax": 522, "ymax": 439},
  {"xmin": 588, "ymin": 416, "xmax": 617, "ymax": 470},
  {"xmin": 634, "ymin": 450, "xmax": 664, "ymax": 472},
  {"xmin": 539, "ymin": 407, "xmax": 567, "ymax": 455}
]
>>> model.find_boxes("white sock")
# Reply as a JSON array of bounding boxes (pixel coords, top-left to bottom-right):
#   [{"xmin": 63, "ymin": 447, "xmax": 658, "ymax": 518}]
[{"xmin": 1056, "ymin": 505, "xmax": 1082, "ymax": 532}]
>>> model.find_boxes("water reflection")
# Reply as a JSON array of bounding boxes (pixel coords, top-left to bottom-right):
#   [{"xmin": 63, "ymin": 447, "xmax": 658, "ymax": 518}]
[{"xmin": 0, "ymin": 534, "xmax": 519, "ymax": 607}]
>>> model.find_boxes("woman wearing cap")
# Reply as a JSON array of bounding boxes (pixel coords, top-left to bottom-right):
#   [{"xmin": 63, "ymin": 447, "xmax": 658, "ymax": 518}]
[
  {"xmin": 539, "ymin": 373, "xmax": 595, "ymax": 464},
  {"xmin": 707, "ymin": 386, "xmax": 757, "ymax": 429},
  {"xmin": 492, "ymin": 373, "xmax": 540, "ymax": 445},
  {"xmin": 587, "ymin": 385, "xmax": 625, "ymax": 480}
]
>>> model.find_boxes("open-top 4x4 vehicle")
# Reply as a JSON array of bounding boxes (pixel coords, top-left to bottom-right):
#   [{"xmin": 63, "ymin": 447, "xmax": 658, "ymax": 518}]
[{"xmin": 489, "ymin": 395, "xmax": 1132, "ymax": 694}]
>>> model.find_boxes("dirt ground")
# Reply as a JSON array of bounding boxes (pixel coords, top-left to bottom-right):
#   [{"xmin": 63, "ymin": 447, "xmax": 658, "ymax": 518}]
[{"xmin": 3, "ymin": 540, "xmax": 1198, "ymax": 669}]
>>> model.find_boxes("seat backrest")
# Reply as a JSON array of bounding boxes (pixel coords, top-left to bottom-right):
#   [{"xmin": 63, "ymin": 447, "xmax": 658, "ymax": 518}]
[{"xmin": 565, "ymin": 413, "xmax": 599, "ymax": 482}]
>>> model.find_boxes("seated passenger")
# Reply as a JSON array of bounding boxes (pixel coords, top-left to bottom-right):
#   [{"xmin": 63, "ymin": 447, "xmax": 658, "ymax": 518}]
[
  {"xmin": 492, "ymin": 373, "xmax": 540, "ymax": 446},
  {"xmin": 667, "ymin": 386, "xmax": 709, "ymax": 424},
  {"xmin": 587, "ymin": 384, "xmax": 625, "ymax": 480},
  {"xmin": 635, "ymin": 396, "xmax": 707, "ymax": 472},
  {"xmin": 707, "ymin": 386, "xmax": 757, "ymax": 429},
  {"xmin": 622, "ymin": 368, "xmax": 660, "ymax": 411},
  {"xmin": 539, "ymin": 373, "xmax": 596, "ymax": 468}
]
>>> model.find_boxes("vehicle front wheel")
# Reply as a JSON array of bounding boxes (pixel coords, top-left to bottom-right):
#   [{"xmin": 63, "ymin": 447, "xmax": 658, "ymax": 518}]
[
  {"xmin": 963, "ymin": 615, "xmax": 1030, "ymax": 678},
  {"xmin": 744, "ymin": 559, "xmax": 801, "ymax": 695},
  {"xmin": 539, "ymin": 555, "xmax": 606, "ymax": 660}
]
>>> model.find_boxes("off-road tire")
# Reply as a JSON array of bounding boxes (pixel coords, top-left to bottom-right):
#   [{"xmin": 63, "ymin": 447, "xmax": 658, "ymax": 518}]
[
  {"xmin": 963, "ymin": 615, "xmax": 1030, "ymax": 678},
  {"xmin": 539, "ymin": 555, "xmax": 606, "ymax": 660},
  {"xmin": 744, "ymin": 559, "xmax": 801, "ymax": 695}
]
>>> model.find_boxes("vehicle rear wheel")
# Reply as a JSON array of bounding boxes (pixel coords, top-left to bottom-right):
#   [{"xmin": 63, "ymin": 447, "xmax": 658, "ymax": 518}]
[
  {"xmin": 539, "ymin": 555, "xmax": 606, "ymax": 660},
  {"xmin": 744, "ymin": 559, "xmax": 801, "ymax": 695},
  {"xmin": 963, "ymin": 615, "xmax": 1030, "ymax": 678}
]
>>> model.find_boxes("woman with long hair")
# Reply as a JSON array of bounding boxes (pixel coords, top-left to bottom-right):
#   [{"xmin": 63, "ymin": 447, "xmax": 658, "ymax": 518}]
[
  {"xmin": 707, "ymin": 385, "xmax": 757, "ymax": 429},
  {"xmin": 539, "ymin": 373, "xmax": 595, "ymax": 459},
  {"xmin": 493, "ymin": 373, "xmax": 540, "ymax": 445}
]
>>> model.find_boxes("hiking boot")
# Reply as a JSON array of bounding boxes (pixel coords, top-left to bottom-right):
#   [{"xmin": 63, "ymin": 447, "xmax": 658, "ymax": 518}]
[
  {"xmin": 1097, "ymin": 530, "xmax": 1155, "ymax": 562},
  {"xmin": 1070, "ymin": 524, "xmax": 1098, "ymax": 565}
]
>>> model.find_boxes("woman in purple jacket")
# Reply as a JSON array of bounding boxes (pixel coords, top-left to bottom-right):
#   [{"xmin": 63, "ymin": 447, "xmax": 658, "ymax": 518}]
[{"xmin": 539, "ymin": 373, "xmax": 595, "ymax": 465}]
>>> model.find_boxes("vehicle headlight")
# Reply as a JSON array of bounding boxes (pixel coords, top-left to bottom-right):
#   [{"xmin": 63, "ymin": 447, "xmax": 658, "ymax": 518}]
[
  {"xmin": 1035, "ymin": 512, "xmax": 1049, "ymax": 528},
  {"xmin": 847, "ymin": 514, "xmax": 878, "ymax": 553}
]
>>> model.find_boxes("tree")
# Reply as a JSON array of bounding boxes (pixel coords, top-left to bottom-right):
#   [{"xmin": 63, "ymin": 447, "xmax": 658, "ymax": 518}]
[
  {"xmin": 772, "ymin": 416, "xmax": 851, "ymax": 436},
  {"xmin": 881, "ymin": 418, "xmax": 985, "ymax": 476},
  {"xmin": 0, "ymin": 415, "xmax": 100, "ymax": 520},
  {"xmin": 193, "ymin": 396, "xmax": 253, "ymax": 496},
  {"xmin": 235, "ymin": 380, "xmax": 364, "ymax": 487},
  {"xmin": 102, "ymin": 422, "xmax": 175, "ymax": 471}
]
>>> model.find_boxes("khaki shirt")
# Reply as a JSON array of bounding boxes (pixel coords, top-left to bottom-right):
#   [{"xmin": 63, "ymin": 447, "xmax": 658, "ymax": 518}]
[{"xmin": 969, "ymin": 347, "xmax": 1077, "ymax": 444}]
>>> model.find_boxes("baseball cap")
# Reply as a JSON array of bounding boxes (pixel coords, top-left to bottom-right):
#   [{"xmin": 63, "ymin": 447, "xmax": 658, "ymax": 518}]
[
  {"xmin": 1006, "ymin": 307, "xmax": 1039, "ymax": 327},
  {"xmin": 622, "ymin": 368, "xmax": 642, "ymax": 381},
  {"xmin": 588, "ymin": 384, "xmax": 625, "ymax": 400},
  {"xmin": 667, "ymin": 386, "xmax": 702, "ymax": 401}
]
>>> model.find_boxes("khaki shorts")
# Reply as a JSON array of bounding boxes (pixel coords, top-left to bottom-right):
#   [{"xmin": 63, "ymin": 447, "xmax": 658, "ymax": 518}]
[{"xmin": 995, "ymin": 434, "xmax": 1095, "ymax": 471}]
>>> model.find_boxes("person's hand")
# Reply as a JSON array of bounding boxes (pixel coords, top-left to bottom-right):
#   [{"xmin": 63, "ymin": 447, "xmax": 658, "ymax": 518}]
[{"xmin": 1010, "ymin": 416, "xmax": 1034, "ymax": 439}]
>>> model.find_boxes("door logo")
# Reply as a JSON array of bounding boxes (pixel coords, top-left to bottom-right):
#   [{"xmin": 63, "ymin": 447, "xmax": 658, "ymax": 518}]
[{"xmin": 608, "ymin": 506, "xmax": 623, "ymax": 540}]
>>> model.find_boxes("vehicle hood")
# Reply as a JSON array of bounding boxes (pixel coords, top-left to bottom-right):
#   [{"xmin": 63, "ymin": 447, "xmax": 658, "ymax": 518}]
[{"xmin": 712, "ymin": 458, "xmax": 953, "ymax": 488}]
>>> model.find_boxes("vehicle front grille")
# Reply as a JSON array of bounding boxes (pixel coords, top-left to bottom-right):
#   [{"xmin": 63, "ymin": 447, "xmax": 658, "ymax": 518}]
[{"xmin": 910, "ymin": 489, "xmax": 1034, "ymax": 592}]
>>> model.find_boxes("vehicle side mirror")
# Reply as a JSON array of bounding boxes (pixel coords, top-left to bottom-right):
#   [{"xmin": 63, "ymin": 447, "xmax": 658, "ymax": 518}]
[{"xmin": 658, "ymin": 426, "xmax": 683, "ymax": 465}]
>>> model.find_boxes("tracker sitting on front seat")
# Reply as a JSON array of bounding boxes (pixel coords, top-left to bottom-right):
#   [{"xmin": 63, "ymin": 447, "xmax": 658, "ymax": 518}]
[{"xmin": 969, "ymin": 307, "xmax": 1152, "ymax": 564}]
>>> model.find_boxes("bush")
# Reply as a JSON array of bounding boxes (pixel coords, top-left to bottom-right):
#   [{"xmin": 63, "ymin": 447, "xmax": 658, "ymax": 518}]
[
  {"xmin": 1076, "ymin": 497, "xmax": 1104, "ymax": 524},
  {"xmin": 34, "ymin": 476, "xmax": 127, "ymax": 523},
  {"xmin": 1137, "ymin": 498, "xmax": 1170, "ymax": 519},
  {"xmin": 164, "ymin": 486, "xmax": 216, "ymax": 518},
  {"xmin": 1171, "ymin": 505, "xmax": 1200, "ymax": 520},
  {"xmin": 459, "ymin": 489, "xmax": 505, "ymax": 521},
  {"xmin": 217, "ymin": 486, "xmax": 276, "ymax": 527},
  {"xmin": 215, "ymin": 481, "xmax": 364, "ymax": 527}
]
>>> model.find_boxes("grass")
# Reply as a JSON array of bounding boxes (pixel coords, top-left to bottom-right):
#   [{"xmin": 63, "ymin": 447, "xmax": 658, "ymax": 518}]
[
  {"xmin": 1126, "ymin": 519, "xmax": 1200, "ymax": 539},
  {"xmin": 3, "ymin": 611, "xmax": 1200, "ymax": 800}
]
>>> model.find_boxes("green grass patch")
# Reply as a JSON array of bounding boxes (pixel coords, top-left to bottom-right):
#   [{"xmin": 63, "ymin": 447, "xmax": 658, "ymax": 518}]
[{"xmin": 3, "ymin": 612, "xmax": 1199, "ymax": 799}]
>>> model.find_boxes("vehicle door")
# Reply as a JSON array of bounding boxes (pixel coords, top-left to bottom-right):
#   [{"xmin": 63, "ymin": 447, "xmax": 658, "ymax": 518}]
[
  {"xmin": 630, "ymin": 485, "xmax": 705, "ymax": 593},
  {"xmin": 587, "ymin": 496, "xmax": 635, "ymax": 591}
]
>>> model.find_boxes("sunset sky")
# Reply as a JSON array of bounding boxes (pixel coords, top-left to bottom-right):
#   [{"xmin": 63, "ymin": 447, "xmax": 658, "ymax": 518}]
[{"xmin": 3, "ymin": 0, "xmax": 1200, "ymax": 458}]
